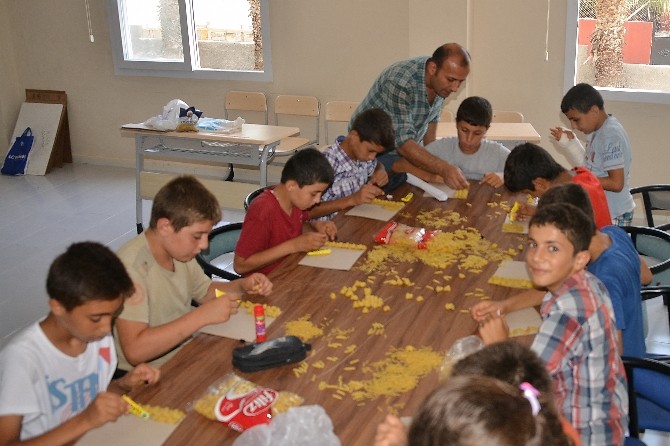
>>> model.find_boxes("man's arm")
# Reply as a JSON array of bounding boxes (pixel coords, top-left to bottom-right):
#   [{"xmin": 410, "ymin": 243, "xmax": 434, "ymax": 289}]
[
  {"xmin": 396, "ymin": 139, "xmax": 468, "ymax": 189},
  {"xmin": 422, "ymin": 122, "xmax": 438, "ymax": 146}
]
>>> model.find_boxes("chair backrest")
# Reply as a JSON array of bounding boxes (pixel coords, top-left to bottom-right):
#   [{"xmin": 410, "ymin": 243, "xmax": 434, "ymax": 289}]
[
  {"xmin": 439, "ymin": 108, "xmax": 454, "ymax": 122},
  {"xmin": 244, "ymin": 186, "xmax": 270, "ymax": 211},
  {"xmin": 491, "ymin": 110, "xmax": 524, "ymax": 123},
  {"xmin": 630, "ymin": 184, "xmax": 670, "ymax": 230},
  {"xmin": 324, "ymin": 100, "xmax": 359, "ymax": 145},
  {"xmin": 224, "ymin": 90, "xmax": 268, "ymax": 124},
  {"xmin": 622, "ymin": 225, "xmax": 670, "ymax": 287},
  {"xmin": 195, "ymin": 222, "xmax": 243, "ymax": 280},
  {"xmin": 622, "ymin": 356, "xmax": 670, "ymax": 438},
  {"xmin": 274, "ymin": 95, "xmax": 320, "ymax": 146}
]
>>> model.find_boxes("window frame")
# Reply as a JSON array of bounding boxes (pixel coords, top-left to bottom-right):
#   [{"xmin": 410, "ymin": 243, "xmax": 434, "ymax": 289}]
[
  {"xmin": 107, "ymin": 0, "xmax": 273, "ymax": 81},
  {"xmin": 563, "ymin": 0, "xmax": 670, "ymax": 105}
]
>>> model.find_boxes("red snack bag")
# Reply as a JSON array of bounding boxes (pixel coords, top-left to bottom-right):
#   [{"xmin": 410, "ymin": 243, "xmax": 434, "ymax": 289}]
[
  {"xmin": 374, "ymin": 221, "xmax": 440, "ymax": 249},
  {"xmin": 192, "ymin": 373, "xmax": 303, "ymax": 432}
]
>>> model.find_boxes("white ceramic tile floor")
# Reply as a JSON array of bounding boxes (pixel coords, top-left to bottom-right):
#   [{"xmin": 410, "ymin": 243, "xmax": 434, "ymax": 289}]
[
  {"xmin": 0, "ymin": 163, "xmax": 668, "ymax": 444},
  {"xmin": 0, "ymin": 163, "xmax": 245, "ymax": 347}
]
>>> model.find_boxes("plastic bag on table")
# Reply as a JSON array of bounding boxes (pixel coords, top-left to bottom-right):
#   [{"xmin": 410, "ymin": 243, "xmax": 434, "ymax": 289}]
[
  {"xmin": 191, "ymin": 372, "xmax": 303, "ymax": 432},
  {"xmin": 197, "ymin": 117, "xmax": 245, "ymax": 133},
  {"xmin": 144, "ymin": 99, "xmax": 189, "ymax": 131},
  {"xmin": 232, "ymin": 405, "xmax": 340, "ymax": 446},
  {"xmin": 439, "ymin": 335, "xmax": 484, "ymax": 380}
]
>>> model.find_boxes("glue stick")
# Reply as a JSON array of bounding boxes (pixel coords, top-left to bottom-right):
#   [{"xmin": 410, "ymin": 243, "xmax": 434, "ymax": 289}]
[{"xmin": 254, "ymin": 304, "xmax": 267, "ymax": 343}]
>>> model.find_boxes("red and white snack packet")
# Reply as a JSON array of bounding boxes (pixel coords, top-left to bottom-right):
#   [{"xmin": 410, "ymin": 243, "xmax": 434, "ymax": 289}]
[
  {"xmin": 192, "ymin": 373, "xmax": 302, "ymax": 432},
  {"xmin": 374, "ymin": 221, "xmax": 440, "ymax": 249}
]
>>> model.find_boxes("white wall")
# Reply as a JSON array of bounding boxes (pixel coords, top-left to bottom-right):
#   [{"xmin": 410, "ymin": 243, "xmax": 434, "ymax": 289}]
[{"xmin": 0, "ymin": 0, "xmax": 667, "ymax": 185}]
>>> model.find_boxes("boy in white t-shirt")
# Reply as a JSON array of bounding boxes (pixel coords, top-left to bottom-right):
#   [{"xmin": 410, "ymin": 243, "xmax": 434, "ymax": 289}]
[
  {"xmin": 393, "ymin": 96, "xmax": 510, "ymax": 187},
  {"xmin": 0, "ymin": 242, "xmax": 160, "ymax": 445}
]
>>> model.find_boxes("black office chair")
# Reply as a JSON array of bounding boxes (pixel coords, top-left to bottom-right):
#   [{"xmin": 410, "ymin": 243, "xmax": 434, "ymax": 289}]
[
  {"xmin": 244, "ymin": 186, "xmax": 270, "ymax": 211},
  {"xmin": 622, "ymin": 226, "xmax": 670, "ymax": 330},
  {"xmin": 630, "ymin": 184, "xmax": 670, "ymax": 231},
  {"xmin": 622, "ymin": 356, "xmax": 670, "ymax": 439},
  {"xmin": 195, "ymin": 222, "xmax": 243, "ymax": 281}
]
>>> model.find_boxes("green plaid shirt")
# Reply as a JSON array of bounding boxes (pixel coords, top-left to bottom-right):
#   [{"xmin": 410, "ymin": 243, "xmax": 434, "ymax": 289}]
[{"xmin": 352, "ymin": 56, "xmax": 443, "ymax": 150}]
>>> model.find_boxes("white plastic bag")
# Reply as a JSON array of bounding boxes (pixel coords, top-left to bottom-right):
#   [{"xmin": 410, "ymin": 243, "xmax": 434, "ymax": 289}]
[
  {"xmin": 144, "ymin": 99, "xmax": 189, "ymax": 131},
  {"xmin": 232, "ymin": 405, "xmax": 340, "ymax": 446}
]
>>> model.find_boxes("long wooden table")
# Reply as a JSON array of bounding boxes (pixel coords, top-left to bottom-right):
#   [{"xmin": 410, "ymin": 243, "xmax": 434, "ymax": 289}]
[
  {"xmin": 130, "ymin": 182, "xmax": 530, "ymax": 445},
  {"xmin": 121, "ymin": 123, "xmax": 299, "ymax": 233},
  {"xmin": 435, "ymin": 121, "xmax": 542, "ymax": 143}
]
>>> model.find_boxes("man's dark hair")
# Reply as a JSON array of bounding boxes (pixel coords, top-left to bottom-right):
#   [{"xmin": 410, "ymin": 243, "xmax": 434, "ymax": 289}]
[{"xmin": 428, "ymin": 43, "xmax": 471, "ymax": 69}]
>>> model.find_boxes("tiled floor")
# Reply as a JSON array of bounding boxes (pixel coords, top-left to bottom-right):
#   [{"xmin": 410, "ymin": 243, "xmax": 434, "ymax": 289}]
[
  {"xmin": 0, "ymin": 163, "xmax": 245, "ymax": 347},
  {"xmin": 0, "ymin": 163, "xmax": 668, "ymax": 444}
]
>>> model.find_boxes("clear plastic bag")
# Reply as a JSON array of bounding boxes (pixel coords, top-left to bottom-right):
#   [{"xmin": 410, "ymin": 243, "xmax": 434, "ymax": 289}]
[
  {"xmin": 232, "ymin": 405, "xmax": 340, "ymax": 446},
  {"xmin": 439, "ymin": 335, "xmax": 484, "ymax": 380}
]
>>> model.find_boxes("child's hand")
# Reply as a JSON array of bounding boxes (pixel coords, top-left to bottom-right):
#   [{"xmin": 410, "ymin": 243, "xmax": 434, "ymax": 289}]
[
  {"xmin": 477, "ymin": 315, "xmax": 509, "ymax": 345},
  {"xmin": 479, "ymin": 172, "xmax": 503, "ymax": 188},
  {"xmin": 374, "ymin": 414, "xmax": 408, "ymax": 446},
  {"xmin": 199, "ymin": 294, "xmax": 240, "ymax": 325},
  {"xmin": 353, "ymin": 183, "xmax": 385, "ymax": 205},
  {"xmin": 120, "ymin": 363, "xmax": 160, "ymax": 389},
  {"xmin": 370, "ymin": 169, "xmax": 389, "ymax": 188},
  {"xmin": 470, "ymin": 301, "xmax": 505, "ymax": 323},
  {"xmin": 312, "ymin": 221, "xmax": 337, "ymax": 240},
  {"xmin": 81, "ymin": 392, "xmax": 128, "ymax": 429},
  {"xmin": 515, "ymin": 202, "xmax": 536, "ymax": 221},
  {"xmin": 293, "ymin": 232, "xmax": 328, "ymax": 252},
  {"xmin": 549, "ymin": 126, "xmax": 574, "ymax": 142},
  {"xmin": 242, "ymin": 273, "xmax": 273, "ymax": 296}
]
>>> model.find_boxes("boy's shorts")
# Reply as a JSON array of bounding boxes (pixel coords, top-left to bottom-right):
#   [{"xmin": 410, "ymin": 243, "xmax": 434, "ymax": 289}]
[{"xmin": 613, "ymin": 211, "xmax": 634, "ymax": 227}]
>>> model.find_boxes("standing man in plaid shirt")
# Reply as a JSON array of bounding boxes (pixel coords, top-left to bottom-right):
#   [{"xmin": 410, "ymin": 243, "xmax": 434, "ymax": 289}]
[{"xmin": 350, "ymin": 43, "xmax": 471, "ymax": 191}]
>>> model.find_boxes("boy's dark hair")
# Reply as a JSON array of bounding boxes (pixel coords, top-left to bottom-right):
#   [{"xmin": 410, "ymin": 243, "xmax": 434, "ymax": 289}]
[
  {"xmin": 280, "ymin": 147, "xmax": 335, "ymax": 187},
  {"xmin": 504, "ymin": 143, "xmax": 566, "ymax": 192},
  {"xmin": 530, "ymin": 202, "xmax": 595, "ymax": 253},
  {"xmin": 538, "ymin": 183, "xmax": 596, "ymax": 232},
  {"xmin": 455, "ymin": 96, "xmax": 492, "ymax": 128},
  {"xmin": 46, "ymin": 242, "xmax": 135, "ymax": 311},
  {"xmin": 408, "ymin": 376, "xmax": 542, "ymax": 446},
  {"xmin": 560, "ymin": 83, "xmax": 604, "ymax": 114},
  {"xmin": 351, "ymin": 108, "xmax": 395, "ymax": 152},
  {"xmin": 149, "ymin": 176, "xmax": 222, "ymax": 231},
  {"xmin": 428, "ymin": 43, "xmax": 471, "ymax": 69}
]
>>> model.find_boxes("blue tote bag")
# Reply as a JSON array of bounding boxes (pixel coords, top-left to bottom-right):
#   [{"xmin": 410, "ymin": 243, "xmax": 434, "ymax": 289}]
[{"xmin": 1, "ymin": 127, "xmax": 34, "ymax": 175}]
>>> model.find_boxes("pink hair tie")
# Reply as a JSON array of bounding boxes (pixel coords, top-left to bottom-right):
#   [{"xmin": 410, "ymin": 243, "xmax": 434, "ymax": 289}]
[{"xmin": 519, "ymin": 382, "xmax": 541, "ymax": 415}]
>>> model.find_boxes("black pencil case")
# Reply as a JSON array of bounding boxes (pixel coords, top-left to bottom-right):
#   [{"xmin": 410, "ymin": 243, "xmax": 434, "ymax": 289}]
[{"xmin": 232, "ymin": 336, "xmax": 311, "ymax": 372}]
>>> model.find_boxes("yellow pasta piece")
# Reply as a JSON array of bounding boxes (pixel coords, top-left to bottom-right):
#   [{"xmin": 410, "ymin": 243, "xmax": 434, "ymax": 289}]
[
  {"xmin": 401, "ymin": 192, "xmax": 414, "ymax": 202},
  {"xmin": 453, "ymin": 188, "xmax": 469, "ymax": 199},
  {"xmin": 445, "ymin": 303, "xmax": 456, "ymax": 311},
  {"xmin": 283, "ymin": 316, "xmax": 324, "ymax": 341},
  {"xmin": 307, "ymin": 248, "xmax": 331, "ymax": 256},
  {"xmin": 142, "ymin": 405, "xmax": 186, "ymax": 425},
  {"xmin": 325, "ymin": 241, "xmax": 367, "ymax": 250},
  {"xmin": 371, "ymin": 198, "xmax": 405, "ymax": 211}
]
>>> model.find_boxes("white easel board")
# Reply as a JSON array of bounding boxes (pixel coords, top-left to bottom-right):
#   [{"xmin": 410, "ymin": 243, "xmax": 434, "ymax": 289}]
[{"xmin": 11, "ymin": 102, "xmax": 63, "ymax": 176}]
